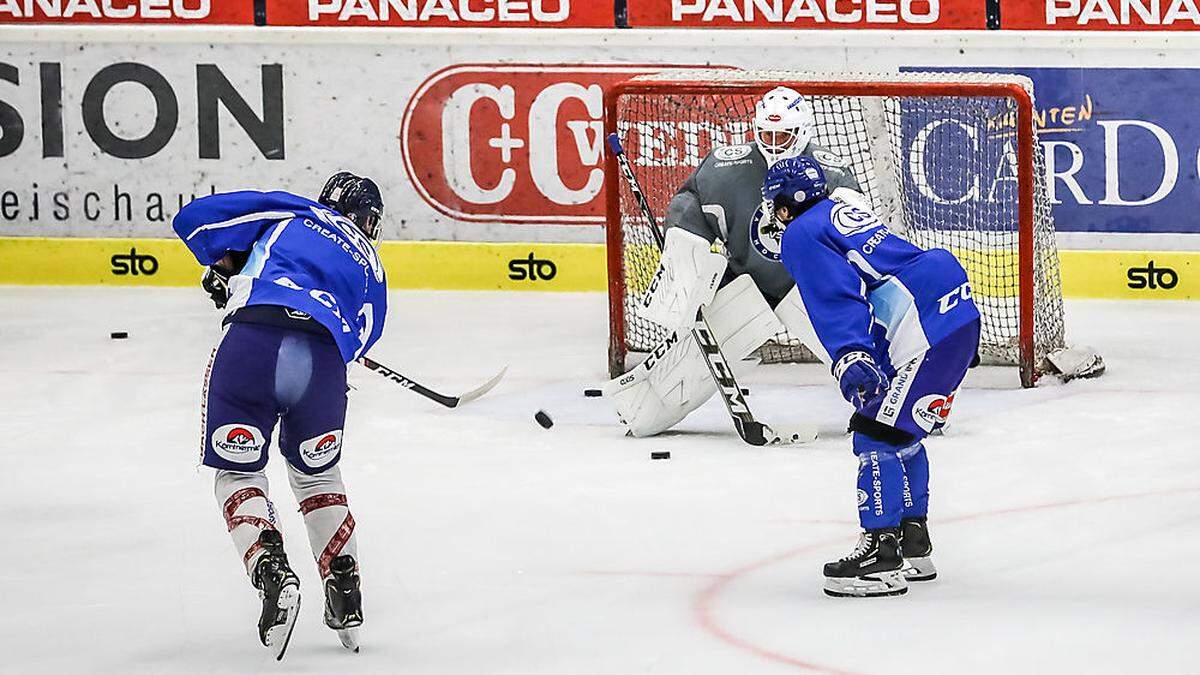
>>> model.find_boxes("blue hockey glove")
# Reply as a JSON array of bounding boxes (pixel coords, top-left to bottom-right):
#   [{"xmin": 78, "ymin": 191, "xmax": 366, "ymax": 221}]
[{"xmin": 833, "ymin": 351, "xmax": 889, "ymax": 409}]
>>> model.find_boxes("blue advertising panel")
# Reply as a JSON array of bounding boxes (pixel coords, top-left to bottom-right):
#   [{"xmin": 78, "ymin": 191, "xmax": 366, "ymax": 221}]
[{"xmin": 905, "ymin": 67, "xmax": 1200, "ymax": 234}]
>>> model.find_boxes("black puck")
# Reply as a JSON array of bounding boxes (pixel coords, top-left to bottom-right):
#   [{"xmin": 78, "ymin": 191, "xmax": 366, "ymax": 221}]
[
  {"xmin": 583, "ymin": 388, "xmax": 602, "ymax": 397},
  {"xmin": 110, "ymin": 331, "xmax": 128, "ymax": 339},
  {"xmin": 534, "ymin": 410, "xmax": 554, "ymax": 429},
  {"xmin": 650, "ymin": 451, "xmax": 670, "ymax": 460},
  {"xmin": 741, "ymin": 388, "xmax": 750, "ymax": 396}
]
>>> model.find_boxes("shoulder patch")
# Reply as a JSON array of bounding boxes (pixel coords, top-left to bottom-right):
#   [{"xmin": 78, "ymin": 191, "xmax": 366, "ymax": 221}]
[
  {"xmin": 713, "ymin": 145, "xmax": 752, "ymax": 162},
  {"xmin": 811, "ymin": 149, "xmax": 850, "ymax": 169},
  {"xmin": 830, "ymin": 202, "xmax": 880, "ymax": 236}
]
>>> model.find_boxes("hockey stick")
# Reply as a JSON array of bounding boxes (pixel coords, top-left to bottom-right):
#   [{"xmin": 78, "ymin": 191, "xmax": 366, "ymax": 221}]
[
  {"xmin": 357, "ymin": 356, "xmax": 506, "ymax": 409},
  {"xmin": 606, "ymin": 133, "xmax": 816, "ymax": 446}
]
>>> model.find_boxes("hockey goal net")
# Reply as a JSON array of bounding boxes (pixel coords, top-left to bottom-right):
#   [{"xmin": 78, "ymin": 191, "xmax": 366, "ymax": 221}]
[{"xmin": 604, "ymin": 70, "xmax": 1065, "ymax": 388}]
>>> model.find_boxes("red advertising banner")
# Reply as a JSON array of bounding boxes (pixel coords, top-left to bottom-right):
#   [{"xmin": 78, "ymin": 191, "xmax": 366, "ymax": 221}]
[
  {"xmin": 401, "ymin": 64, "xmax": 701, "ymax": 225},
  {"xmin": 0, "ymin": 0, "xmax": 254, "ymax": 24},
  {"xmin": 267, "ymin": 0, "xmax": 613, "ymax": 26},
  {"xmin": 1002, "ymin": 0, "xmax": 1200, "ymax": 29},
  {"xmin": 627, "ymin": 0, "xmax": 985, "ymax": 28}
]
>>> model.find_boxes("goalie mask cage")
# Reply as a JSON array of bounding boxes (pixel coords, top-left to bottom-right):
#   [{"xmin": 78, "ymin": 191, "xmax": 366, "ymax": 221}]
[{"xmin": 604, "ymin": 70, "xmax": 1066, "ymax": 388}]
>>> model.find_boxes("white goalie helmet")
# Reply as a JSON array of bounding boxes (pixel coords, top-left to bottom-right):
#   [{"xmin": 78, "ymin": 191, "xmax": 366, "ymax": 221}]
[{"xmin": 753, "ymin": 87, "xmax": 816, "ymax": 167}]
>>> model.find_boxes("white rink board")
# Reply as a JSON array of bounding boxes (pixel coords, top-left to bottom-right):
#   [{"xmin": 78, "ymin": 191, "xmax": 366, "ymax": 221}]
[
  {"xmin": 4, "ymin": 27, "xmax": 1200, "ymax": 246},
  {"xmin": 1, "ymin": 287, "xmax": 1197, "ymax": 674}
]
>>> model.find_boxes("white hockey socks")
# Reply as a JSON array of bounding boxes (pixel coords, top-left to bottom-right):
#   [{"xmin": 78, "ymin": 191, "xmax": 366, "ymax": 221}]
[
  {"xmin": 214, "ymin": 470, "xmax": 278, "ymax": 575},
  {"xmin": 288, "ymin": 464, "xmax": 357, "ymax": 579}
]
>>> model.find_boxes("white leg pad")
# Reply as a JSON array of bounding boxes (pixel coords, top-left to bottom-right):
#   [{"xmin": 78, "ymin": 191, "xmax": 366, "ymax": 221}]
[
  {"xmin": 288, "ymin": 464, "xmax": 357, "ymax": 579},
  {"xmin": 639, "ymin": 227, "xmax": 728, "ymax": 331},
  {"xmin": 774, "ymin": 285, "xmax": 833, "ymax": 365},
  {"xmin": 604, "ymin": 275, "xmax": 784, "ymax": 437}
]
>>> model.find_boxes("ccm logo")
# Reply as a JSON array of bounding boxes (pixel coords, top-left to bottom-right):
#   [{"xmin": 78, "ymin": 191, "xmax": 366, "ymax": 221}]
[
  {"xmin": 110, "ymin": 248, "xmax": 159, "ymax": 276},
  {"xmin": 401, "ymin": 64, "xmax": 699, "ymax": 225},
  {"xmin": 1127, "ymin": 261, "xmax": 1178, "ymax": 290},
  {"xmin": 508, "ymin": 253, "xmax": 557, "ymax": 281},
  {"xmin": 937, "ymin": 281, "xmax": 972, "ymax": 314}
]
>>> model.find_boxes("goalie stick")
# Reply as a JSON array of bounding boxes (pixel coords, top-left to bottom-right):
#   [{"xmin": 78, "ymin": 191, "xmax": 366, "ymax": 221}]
[
  {"xmin": 606, "ymin": 133, "xmax": 816, "ymax": 446},
  {"xmin": 357, "ymin": 356, "xmax": 506, "ymax": 409}
]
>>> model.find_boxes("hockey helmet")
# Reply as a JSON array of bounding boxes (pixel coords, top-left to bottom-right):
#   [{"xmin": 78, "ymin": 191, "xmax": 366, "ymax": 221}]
[
  {"xmin": 762, "ymin": 156, "xmax": 828, "ymax": 218},
  {"xmin": 320, "ymin": 171, "xmax": 385, "ymax": 248},
  {"xmin": 753, "ymin": 87, "xmax": 816, "ymax": 167}
]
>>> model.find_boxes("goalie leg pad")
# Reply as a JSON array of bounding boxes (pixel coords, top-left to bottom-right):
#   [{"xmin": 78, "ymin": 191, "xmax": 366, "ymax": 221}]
[
  {"xmin": 603, "ymin": 276, "xmax": 785, "ymax": 437},
  {"xmin": 774, "ymin": 286, "xmax": 833, "ymax": 365},
  {"xmin": 639, "ymin": 227, "xmax": 728, "ymax": 331}
]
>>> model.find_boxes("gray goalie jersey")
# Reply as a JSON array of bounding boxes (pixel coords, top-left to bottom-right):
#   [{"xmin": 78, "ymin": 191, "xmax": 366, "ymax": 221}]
[{"xmin": 664, "ymin": 143, "xmax": 860, "ymax": 306}]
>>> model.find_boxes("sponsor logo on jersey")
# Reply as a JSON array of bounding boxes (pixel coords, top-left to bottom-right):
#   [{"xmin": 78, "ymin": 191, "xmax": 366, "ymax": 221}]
[
  {"xmin": 937, "ymin": 281, "xmax": 974, "ymax": 314},
  {"xmin": 713, "ymin": 145, "xmax": 752, "ymax": 162},
  {"xmin": 211, "ymin": 424, "xmax": 265, "ymax": 464},
  {"xmin": 830, "ymin": 202, "xmax": 880, "ymax": 236},
  {"xmin": 1127, "ymin": 261, "xmax": 1178, "ymax": 290},
  {"xmin": 749, "ymin": 204, "xmax": 784, "ymax": 262},
  {"xmin": 299, "ymin": 430, "xmax": 343, "ymax": 468},
  {"xmin": 912, "ymin": 393, "xmax": 955, "ymax": 433},
  {"xmin": 811, "ymin": 149, "xmax": 850, "ymax": 169},
  {"xmin": 857, "ymin": 488, "xmax": 869, "ymax": 507}
]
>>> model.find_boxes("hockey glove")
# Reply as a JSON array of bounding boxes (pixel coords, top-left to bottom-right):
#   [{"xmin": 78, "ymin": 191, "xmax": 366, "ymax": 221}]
[
  {"xmin": 833, "ymin": 351, "xmax": 889, "ymax": 410},
  {"xmin": 201, "ymin": 266, "xmax": 230, "ymax": 309}
]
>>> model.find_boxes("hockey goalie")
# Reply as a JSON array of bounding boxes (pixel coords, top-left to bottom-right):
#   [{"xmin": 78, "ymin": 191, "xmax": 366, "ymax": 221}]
[{"xmin": 604, "ymin": 87, "xmax": 862, "ymax": 436}]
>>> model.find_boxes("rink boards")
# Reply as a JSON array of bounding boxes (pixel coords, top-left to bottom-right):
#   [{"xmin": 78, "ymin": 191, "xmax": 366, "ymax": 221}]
[{"xmin": 0, "ymin": 236, "xmax": 1194, "ymax": 299}]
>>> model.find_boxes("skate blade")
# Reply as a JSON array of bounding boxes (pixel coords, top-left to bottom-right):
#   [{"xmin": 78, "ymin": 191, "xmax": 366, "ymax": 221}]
[
  {"xmin": 266, "ymin": 585, "xmax": 301, "ymax": 661},
  {"xmin": 337, "ymin": 627, "xmax": 361, "ymax": 653},
  {"xmin": 902, "ymin": 556, "xmax": 938, "ymax": 582},
  {"xmin": 824, "ymin": 570, "xmax": 908, "ymax": 598}
]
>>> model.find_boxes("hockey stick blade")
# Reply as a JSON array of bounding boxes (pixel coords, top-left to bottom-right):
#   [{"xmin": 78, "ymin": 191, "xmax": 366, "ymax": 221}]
[{"xmin": 358, "ymin": 356, "xmax": 506, "ymax": 409}]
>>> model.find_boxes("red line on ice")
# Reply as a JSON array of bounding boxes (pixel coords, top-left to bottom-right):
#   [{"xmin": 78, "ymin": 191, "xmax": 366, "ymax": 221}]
[{"xmin": 693, "ymin": 485, "xmax": 1200, "ymax": 674}]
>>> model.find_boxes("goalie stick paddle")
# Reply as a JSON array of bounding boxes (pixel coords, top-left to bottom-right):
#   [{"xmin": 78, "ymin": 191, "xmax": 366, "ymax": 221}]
[
  {"xmin": 357, "ymin": 356, "xmax": 506, "ymax": 409},
  {"xmin": 606, "ymin": 132, "xmax": 816, "ymax": 446}
]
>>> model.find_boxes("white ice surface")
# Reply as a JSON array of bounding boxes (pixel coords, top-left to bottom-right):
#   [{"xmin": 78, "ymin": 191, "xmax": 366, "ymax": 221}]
[{"xmin": 1, "ymin": 288, "xmax": 1197, "ymax": 675}]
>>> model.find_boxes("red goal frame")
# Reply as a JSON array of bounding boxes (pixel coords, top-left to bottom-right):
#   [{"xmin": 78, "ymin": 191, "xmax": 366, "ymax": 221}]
[{"xmin": 603, "ymin": 77, "xmax": 1039, "ymax": 387}]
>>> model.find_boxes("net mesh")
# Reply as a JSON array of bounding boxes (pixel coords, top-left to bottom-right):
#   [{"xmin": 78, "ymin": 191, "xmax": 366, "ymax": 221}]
[{"xmin": 609, "ymin": 70, "xmax": 1065, "ymax": 381}]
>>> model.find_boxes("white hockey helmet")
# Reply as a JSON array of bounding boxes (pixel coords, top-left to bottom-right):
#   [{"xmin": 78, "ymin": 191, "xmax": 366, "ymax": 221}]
[{"xmin": 753, "ymin": 87, "xmax": 815, "ymax": 167}]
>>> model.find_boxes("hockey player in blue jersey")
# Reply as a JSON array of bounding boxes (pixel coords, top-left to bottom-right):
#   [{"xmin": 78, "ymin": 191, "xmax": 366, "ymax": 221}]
[
  {"xmin": 762, "ymin": 157, "xmax": 981, "ymax": 598},
  {"xmin": 173, "ymin": 172, "xmax": 387, "ymax": 657}
]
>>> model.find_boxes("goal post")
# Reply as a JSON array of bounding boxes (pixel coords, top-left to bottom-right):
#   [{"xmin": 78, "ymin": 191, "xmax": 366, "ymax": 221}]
[{"xmin": 604, "ymin": 70, "xmax": 1062, "ymax": 388}]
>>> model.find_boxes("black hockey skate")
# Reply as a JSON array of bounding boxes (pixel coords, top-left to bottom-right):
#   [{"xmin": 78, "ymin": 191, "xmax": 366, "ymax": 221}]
[
  {"xmin": 251, "ymin": 530, "xmax": 301, "ymax": 660},
  {"xmin": 823, "ymin": 528, "xmax": 908, "ymax": 598},
  {"xmin": 324, "ymin": 554, "xmax": 363, "ymax": 652},
  {"xmin": 900, "ymin": 517, "xmax": 938, "ymax": 582}
]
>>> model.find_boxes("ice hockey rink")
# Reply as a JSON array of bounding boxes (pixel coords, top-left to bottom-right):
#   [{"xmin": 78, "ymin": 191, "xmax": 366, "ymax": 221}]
[{"xmin": 2, "ymin": 287, "xmax": 1197, "ymax": 675}]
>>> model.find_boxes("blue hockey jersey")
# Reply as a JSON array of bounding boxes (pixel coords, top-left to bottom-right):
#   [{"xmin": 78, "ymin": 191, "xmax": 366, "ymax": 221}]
[
  {"xmin": 779, "ymin": 195, "xmax": 979, "ymax": 371},
  {"xmin": 173, "ymin": 190, "xmax": 388, "ymax": 364}
]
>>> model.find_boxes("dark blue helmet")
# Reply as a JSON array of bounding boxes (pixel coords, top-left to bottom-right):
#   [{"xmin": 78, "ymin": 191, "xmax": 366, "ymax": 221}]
[
  {"xmin": 319, "ymin": 171, "xmax": 384, "ymax": 247},
  {"xmin": 761, "ymin": 156, "xmax": 828, "ymax": 216}
]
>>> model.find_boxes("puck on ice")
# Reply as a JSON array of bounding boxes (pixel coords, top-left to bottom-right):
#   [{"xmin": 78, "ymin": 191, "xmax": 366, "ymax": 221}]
[
  {"xmin": 650, "ymin": 451, "xmax": 670, "ymax": 460},
  {"xmin": 110, "ymin": 331, "xmax": 128, "ymax": 339},
  {"xmin": 583, "ymin": 388, "xmax": 602, "ymax": 398},
  {"xmin": 534, "ymin": 410, "xmax": 554, "ymax": 429}
]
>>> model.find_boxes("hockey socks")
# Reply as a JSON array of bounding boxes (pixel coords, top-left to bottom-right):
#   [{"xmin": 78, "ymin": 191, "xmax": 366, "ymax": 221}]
[{"xmin": 215, "ymin": 470, "xmax": 278, "ymax": 573}]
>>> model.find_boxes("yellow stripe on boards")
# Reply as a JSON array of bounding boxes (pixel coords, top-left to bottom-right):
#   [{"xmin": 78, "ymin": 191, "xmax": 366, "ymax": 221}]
[
  {"xmin": 0, "ymin": 237, "xmax": 1196, "ymax": 300},
  {"xmin": 0, "ymin": 237, "xmax": 608, "ymax": 291}
]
